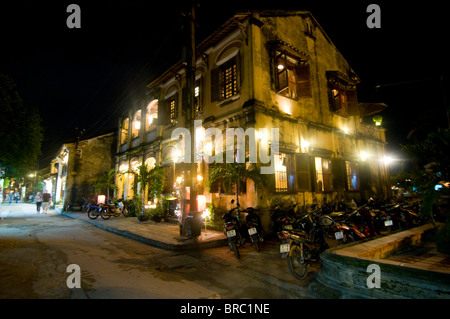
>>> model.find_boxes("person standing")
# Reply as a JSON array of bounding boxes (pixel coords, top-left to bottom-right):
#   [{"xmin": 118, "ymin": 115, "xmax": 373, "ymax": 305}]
[
  {"xmin": 35, "ymin": 191, "xmax": 43, "ymax": 213},
  {"xmin": 8, "ymin": 191, "xmax": 13, "ymax": 204},
  {"xmin": 14, "ymin": 190, "xmax": 20, "ymax": 203},
  {"xmin": 42, "ymin": 191, "xmax": 52, "ymax": 214}
]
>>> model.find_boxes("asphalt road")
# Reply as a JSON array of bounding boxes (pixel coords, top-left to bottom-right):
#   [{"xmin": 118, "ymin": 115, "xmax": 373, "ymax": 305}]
[{"xmin": 0, "ymin": 203, "xmax": 316, "ymax": 299}]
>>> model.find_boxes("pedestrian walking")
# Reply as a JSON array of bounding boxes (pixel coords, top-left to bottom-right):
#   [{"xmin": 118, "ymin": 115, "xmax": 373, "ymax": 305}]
[
  {"xmin": 35, "ymin": 191, "xmax": 43, "ymax": 213},
  {"xmin": 14, "ymin": 190, "xmax": 20, "ymax": 203},
  {"xmin": 42, "ymin": 191, "xmax": 52, "ymax": 214}
]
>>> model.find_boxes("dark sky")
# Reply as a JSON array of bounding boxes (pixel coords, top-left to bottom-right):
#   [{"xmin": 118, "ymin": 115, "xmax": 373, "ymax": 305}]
[{"xmin": 1, "ymin": 0, "xmax": 449, "ymax": 168}]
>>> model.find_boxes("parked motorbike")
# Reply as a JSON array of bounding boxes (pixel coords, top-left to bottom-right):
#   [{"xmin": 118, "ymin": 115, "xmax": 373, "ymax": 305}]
[
  {"xmin": 100, "ymin": 198, "xmax": 130, "ymax": 220},
  {"xmin": 244, "ymin": 207, "xmax": 263, "ymax": 252},
  {"xmin": 271, "ymin": 203, "xmax": 298, "ymax": 234},
  {"xmin": 281, "ymin": 209, "xmax": 329, "ymax": 280},
  {"xmin": 222, "ymin": 202, "xmax": 244, "ymax": 259},
  {"xmin": 87, "ymin": 203, "xmax": 102, "ymax": 219}
]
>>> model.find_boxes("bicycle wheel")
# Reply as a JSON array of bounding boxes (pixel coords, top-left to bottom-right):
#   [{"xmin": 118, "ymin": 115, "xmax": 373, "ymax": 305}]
[
  {"xmin": 287, "ymin": 243, "xmax": 310, "ymax": 280},
  {"xmin": 100, "ymin": 208, "xmax": 112, "ymax": 220},
  {"xmin": 87, "ymin": 208, "xmax": 100, "ymax": 220}
]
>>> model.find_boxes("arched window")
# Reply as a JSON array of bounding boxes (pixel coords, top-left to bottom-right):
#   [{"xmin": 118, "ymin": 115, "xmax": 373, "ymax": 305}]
[
  {"xmin": 131, "ymin": 110, "xmax": 142, "ymax": 139},
  {"xmin": 120, "ymin": 118, "xmax": 129, "ymax": 145},
  {"xmin": 146, "ymin": 100, "xmax": 158, "ymax": 131},
  {"xmin": 144, "ymin": 156, "xmax": 156, "ymax": 169}
]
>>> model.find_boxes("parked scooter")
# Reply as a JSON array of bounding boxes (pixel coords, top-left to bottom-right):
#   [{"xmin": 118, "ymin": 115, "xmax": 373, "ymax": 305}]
[
  {"xmin": 244, "ymin": 207, "xmax": 263, "ymax": 252},
  {"xmin": 271, "ymin": 203, "xmax": 298, "ymax": 233},
  {"xmin": 100, "ymin": 198, "xmax": 130, "ymax": 220},
  {"xmin": 222, "ymin": 200, "xmax": 244, "ymax": 259},
  {"xmin": 281, "ymin": 209, "xmax": 329, "ymax": 280},
  {"xmin": 87, "ymin": 203, "xmax": 102, "ymax": 220}
]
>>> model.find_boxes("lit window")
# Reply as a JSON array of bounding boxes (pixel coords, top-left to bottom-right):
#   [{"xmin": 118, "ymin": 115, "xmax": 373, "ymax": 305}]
[
  {"xmin": 315, "ymin": 157, "xmax": 332, "ymax": 192},
  {"xmin": 120, "ymin": 118, "xmax": 129, "ymax": 144},
  {"xmin": 275, "ymin": 50, "xmax": 311, "ymax": 99},
  {"xmin": 194, "ymin": 80, "xmax": 202, "ymax": 114},
  {"xmin": 131, "ymin": 110, "xmax": 141, "ymax": 138},
  {"xmin": 346, "ymin": 161, "xmax": 359, "ymax": 191},
  {"xmin": 275, "ymin": 153, "xmax": 287, "ymax": 192},
  {"xmin": 169, "ymin": 98, "xmax": 177, "ymax": 124},
  {"xmin": 221, "ymin": 61, "xmax": 238, "ymax": 100},
  {"xmin": 146, "ymin": 100, "xmax": 158, "ymax": 131}
]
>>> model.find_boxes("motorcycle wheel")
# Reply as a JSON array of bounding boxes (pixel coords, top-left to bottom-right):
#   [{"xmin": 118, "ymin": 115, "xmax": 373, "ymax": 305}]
[
  {"xmin": 229, "ymin": 242, "xmax": 240, "ymax": 259},
  {"xmin": 287, "ymin": 243, "xmax": 310, "ymax": 280},
  {"xmin": 100, "ymin": 209, "xmax": 112, "ymax": 220},
  {"xmin": 251, "ymin": 234, "xmax": 260, "ymax": 252},
  {"xmin": 87, "ymin": 208, "xmax": 100, "ymax": 220},
  {"xmin": 122, "ymin": 206, "xmax": 132, "ymax": 217}
]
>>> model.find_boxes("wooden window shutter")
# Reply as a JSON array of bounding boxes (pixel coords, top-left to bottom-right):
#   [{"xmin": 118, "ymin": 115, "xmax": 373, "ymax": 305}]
[
  {"xmin": 286, "ymin": 154, "xmax": 295, "ymax": 192},
  {"xmin": 158, "ymin": 99, "xmax": 169, "ymax": 125},
  {"xmin": 346, "ymin": 88, "xmax": 359, "ymax": 116},
  {"xmin": 359, "ymin": 161, "xmax": 371, "ymax": 191},
  {"xmin": 296, "ymin": 64, "xmax": 312, "ymax": 98},
  {"xmin": 210, "ymin": 67, "xmax": 220, "ymax": 102},
  {"xmin": 309, "ymin": 156, "xmax": 316, "ymax": 192},
  {"xmin": 266, "ymin": 172, "xmax": 276, "ymax": 194},
  {"xmin": 331, "ymin": 158, "xmax": 345, "ymax": 191},
  {"xmin": 295, "ymin": 153, "xmax": 311, "ymax": 191}
]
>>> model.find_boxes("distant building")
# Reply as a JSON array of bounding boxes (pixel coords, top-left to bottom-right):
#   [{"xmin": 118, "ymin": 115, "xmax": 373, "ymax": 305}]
[
  {"xmin": 115, "ymin": 10, "xmax": 389, "ymax": 214},
  {"xmin": 52, "ymin": 131, "xmax": 117, "ymax": 210}
]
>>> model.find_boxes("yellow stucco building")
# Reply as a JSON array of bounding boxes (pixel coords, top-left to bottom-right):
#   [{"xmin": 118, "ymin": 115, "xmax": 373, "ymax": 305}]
[{"xmin": 115, "ymin": 10, "xmax": 389, "ymax": 214}]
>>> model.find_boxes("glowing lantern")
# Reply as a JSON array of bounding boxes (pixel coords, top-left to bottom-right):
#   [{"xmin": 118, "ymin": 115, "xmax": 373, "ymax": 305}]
[
  {"xmin": 97, "ymin": 195, "xmax": 106, "ymax": 204},
  {"xmin": 197, "ymin": 195, "xmax": 206, "ymax": 212}
]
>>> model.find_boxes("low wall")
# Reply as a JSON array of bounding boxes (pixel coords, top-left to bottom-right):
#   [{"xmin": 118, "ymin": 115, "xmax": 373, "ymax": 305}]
[{"xmin": 309, "ymin": 224, "xmax": 450, "ymax": 299}]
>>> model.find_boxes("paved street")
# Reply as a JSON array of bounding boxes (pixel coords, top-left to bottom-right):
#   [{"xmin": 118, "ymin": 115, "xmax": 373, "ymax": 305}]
[{"xmin": 0, "ymin": 203, "xmax": 317, "ymax": 299}]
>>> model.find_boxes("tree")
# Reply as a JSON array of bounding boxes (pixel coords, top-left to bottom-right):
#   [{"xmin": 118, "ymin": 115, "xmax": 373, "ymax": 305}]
[
  {"xmin": 403, "ymin": 128, "xmax": 450, "ymax": 253},
  {"xmin": 128, "ymin": 164, "xmax": 166, "ymax": 213},
  {"xmin": 207, "ymin": 162, "xmax": 265, "ymax": 210},
  {"xmin": 0, "ymin": 73, "xmax": 43, "ymax": 178},
  {"xmin": 93, "ymin": 169, "xmax": 116, "ymax": 199}
]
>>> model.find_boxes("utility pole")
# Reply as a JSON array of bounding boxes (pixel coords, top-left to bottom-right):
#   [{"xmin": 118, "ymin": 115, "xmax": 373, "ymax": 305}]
[{"xmin": 182, "ymin": 3, "xmax": 198, "ymax": 235}]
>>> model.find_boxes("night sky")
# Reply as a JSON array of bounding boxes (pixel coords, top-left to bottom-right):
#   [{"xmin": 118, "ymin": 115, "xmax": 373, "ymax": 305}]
[{"xmin": 1, "ymin": 0, "xmax": 449, "ymax": 168}]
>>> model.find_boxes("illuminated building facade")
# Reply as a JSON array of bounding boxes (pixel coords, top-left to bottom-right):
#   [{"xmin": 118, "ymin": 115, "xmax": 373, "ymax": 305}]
[{"xmin": 115, "ymin": 10, "xmax": 389, "ymax": 212}]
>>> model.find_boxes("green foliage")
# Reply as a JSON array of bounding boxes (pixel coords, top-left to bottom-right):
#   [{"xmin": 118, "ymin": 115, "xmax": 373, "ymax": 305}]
[
  {"xmin": 402, "ymin": 128, "xmax": 450, "ymax": 222},
  {"xmin": 93, "ymin": 169, "xmax": 116, "ymax": 198},
  {"xmin": 207, "ymin": 162, "xmax": 264, "ymax": 207},
  {"xmin": 402, "ymin": 128, "xmax": 450, "ymax": 253},
  {"xmin": 128, "ymin": 164, "xmax": 166, "ymax": 211},
  {"xmin": 0, "ymin": 73, "xmax": 43, "ymax": 178}
]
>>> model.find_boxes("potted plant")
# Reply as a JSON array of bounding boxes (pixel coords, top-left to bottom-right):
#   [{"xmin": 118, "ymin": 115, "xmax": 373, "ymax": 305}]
[
  {"xmin": 137, "ymin": 209, "xmax": 151, "ymax": 222},
  {"xmin": 150, "ymin": 205, "xmax": 164, "ymax": 222}
]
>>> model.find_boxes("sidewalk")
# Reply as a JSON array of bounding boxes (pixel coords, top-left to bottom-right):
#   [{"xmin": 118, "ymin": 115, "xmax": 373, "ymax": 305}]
[
  {"xmin": 0, "ymin": 202, "xmax": 58, "ymax": 218},
  {"xmin": 62, "ymin": 211, "xmax": 228, "ymax": 251}
]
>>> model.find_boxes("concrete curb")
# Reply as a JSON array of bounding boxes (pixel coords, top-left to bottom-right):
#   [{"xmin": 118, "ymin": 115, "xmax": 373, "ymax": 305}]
[
  {"xmin": 308, "ymin": 224, "xmax": 450, "ymax": 299},
  {"xmin": 62, "ymin": 212, "xmax": 227, "ymax": 251}
]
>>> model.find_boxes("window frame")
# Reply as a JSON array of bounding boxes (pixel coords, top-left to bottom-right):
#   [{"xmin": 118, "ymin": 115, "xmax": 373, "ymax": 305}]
[
  {"xmin": 131, "ymin": 110, "xmax": 141, "ymax": 139},
  {"xmin": 120, "ymin": 118, "xmax": 129, "ymax": 145},
  {"xmin": 210, "ymin": 54, "xmax": 240, "ymax": 103},
  {"xmin": 274, "ymin": 49, "xmax": 311, "ymax": 100},
  {"xmin": 220, "ymin": 58, "xmax": 238, "ymax": 100},
  {"xmin": 314, "ymin": 157, "xmax": 333, "ymax": 192},
  {"xmin": 345, "ymin": 160, "xmax": 360, "ymax": 191},
  {"xmin": 274, "ymin": 152, "xmax": 296, "ymax": 193},
  {"xmin": 145, "ymin": 100, "xmax": 158, "ymax": 132},
  {"xmin": 169, "ymin": 97, "xmax": 177, "ymax": 125}
]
